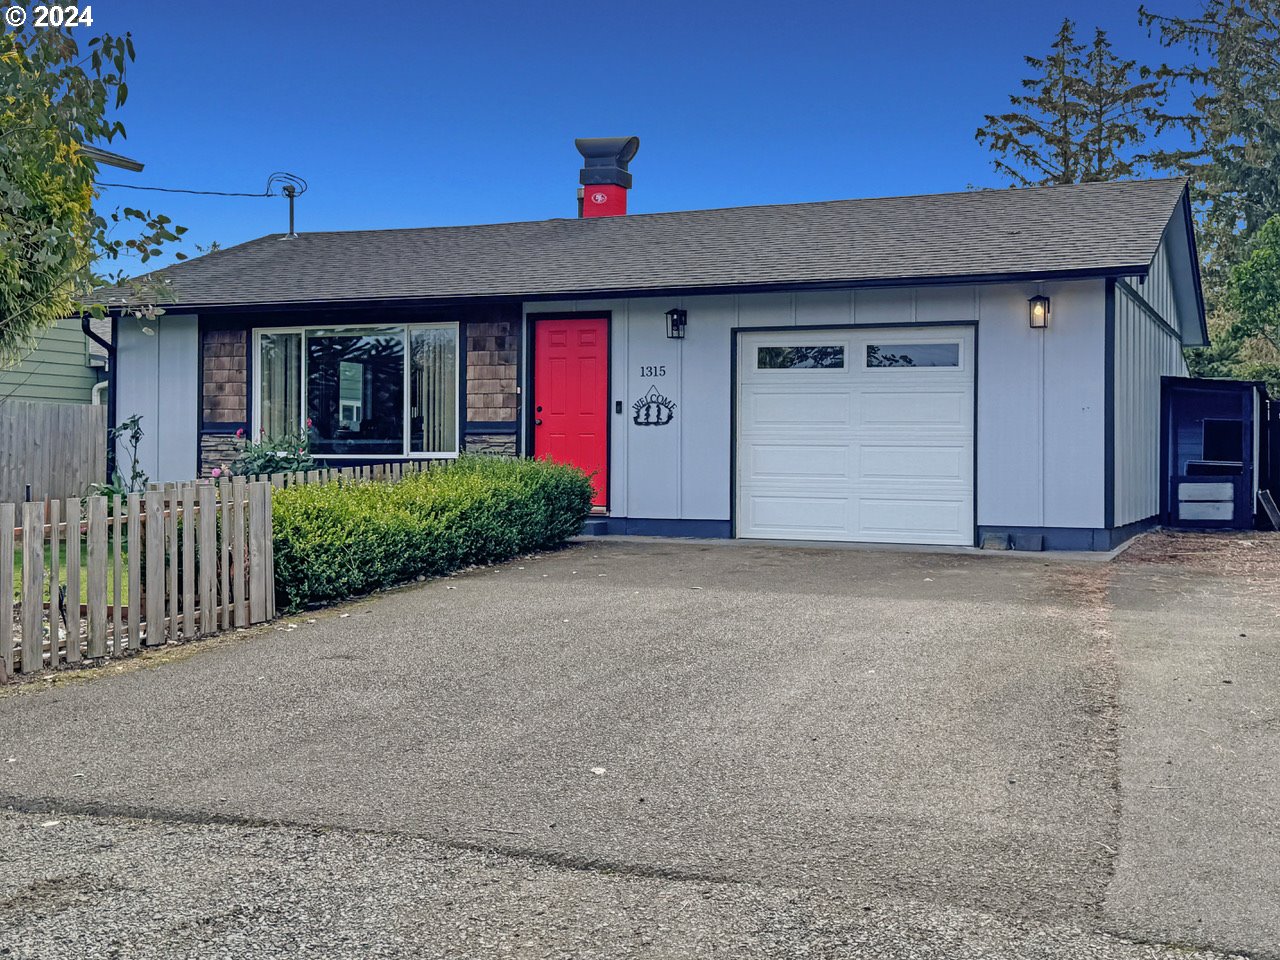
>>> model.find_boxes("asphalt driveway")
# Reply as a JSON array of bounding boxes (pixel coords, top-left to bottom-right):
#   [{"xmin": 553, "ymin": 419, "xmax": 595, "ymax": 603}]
[{"xmin": 1, "ymin": 535, "xmax": 1276, "ymax": 958}]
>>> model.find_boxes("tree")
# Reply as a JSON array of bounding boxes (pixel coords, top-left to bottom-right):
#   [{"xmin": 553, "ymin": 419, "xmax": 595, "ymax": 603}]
[
  {"xmin": 976, "ymin": 19, "xmax": 1167, "ymax": 186},
  {"xmin": 1140, "ymin": 1, "xmax": 1280, "ymax": 301},
  {"xmin": 0, "ymin": 22, "xmax": 185, "ymax": 362},
  {"xmin": 1220, "ymin": 214, "xmax": 1280, "ymax": 390}
]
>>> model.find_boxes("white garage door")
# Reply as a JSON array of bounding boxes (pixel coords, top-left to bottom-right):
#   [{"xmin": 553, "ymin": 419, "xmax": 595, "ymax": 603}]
[{"xmin": 736, "ymin": 327, "xmax": 974, "ymax": 545}]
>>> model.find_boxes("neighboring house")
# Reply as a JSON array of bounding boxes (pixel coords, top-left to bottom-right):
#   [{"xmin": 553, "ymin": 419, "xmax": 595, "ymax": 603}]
[
  {"xmin": 0, "ymin": 146, "xmax": 143, "ymax": 407},
  {"xmin": 98, "ymin": 138, "xmax": 1206, "ymax": 550},
  {"xmin": 0, "ymin": 315, "xmax": 108, "ymax": 405}
]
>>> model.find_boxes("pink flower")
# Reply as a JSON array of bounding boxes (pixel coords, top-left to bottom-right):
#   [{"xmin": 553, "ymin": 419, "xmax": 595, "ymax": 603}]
[
  {"xmin": 306, "ymin": 418, "xmax": 313, "ymax": 428},
  {"xmin": 260, "ymin": 427, "xmax": 266, "ymax": 437},
  {"xmin": 235, "ymin": 428, "xmax": 244, "ymax": 439},
  {"xmin": 298, "ymin": 447, "xmax": 305, "ymax": 455},
  {"xmin": 211, "ymin": 467, "xmax": 222, "ymax": 478}
]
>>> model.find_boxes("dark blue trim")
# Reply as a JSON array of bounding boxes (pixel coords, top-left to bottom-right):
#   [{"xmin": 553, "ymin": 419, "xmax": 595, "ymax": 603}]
[
  {"xmin": 977, "ymin": 518, "xmax": 1157, "ymax": 552},
  {"xmin": 465, "ymin": 421, "xmax": 518, "ymax": 433},
  {"xmin": 583, "ymin": 517, "xmax": 732, "ymax": 538},
  {"xmin": 1104, "ymin": 279, "xmax": 1116, "ymax": 530},
  {"xmin": 201, "ymin": 421, "xmax": 248, "ymax": 433}
]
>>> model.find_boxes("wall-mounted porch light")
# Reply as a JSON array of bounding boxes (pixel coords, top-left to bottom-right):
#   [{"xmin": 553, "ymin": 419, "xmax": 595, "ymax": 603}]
[
  {"xmin": 1028, "ymin": 294, "xmax": 1050, "ymax": 329},
  {"xmin": 665, "ymin": 307, "xmax": 688, "ymax": 340}
]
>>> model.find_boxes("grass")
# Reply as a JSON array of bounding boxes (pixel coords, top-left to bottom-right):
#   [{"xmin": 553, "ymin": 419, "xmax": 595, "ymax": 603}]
[{"xmin": 11, "ymin": 534, "xmax": 130, "ymax": 606}]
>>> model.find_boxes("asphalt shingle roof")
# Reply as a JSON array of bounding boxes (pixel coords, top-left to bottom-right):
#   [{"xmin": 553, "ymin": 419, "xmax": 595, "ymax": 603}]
[{"xmin": 96, "ymin": 177, "xmax": 1189, "ymax": 311}]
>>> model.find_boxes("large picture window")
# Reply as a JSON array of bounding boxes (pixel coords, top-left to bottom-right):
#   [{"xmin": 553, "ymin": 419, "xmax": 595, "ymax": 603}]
[{"xmin": 253, "ymin": 322, "xmax": 460, "ymax": 458}]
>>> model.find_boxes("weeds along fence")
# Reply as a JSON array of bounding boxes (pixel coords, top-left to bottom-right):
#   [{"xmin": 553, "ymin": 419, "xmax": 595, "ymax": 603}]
[
  {"xmin": 1, "ymin": 478, "xmax": 275, "ymax": 680},
  {"xmin": 1, "ymin": 460, "xmax": 446, "ymax": 680}
]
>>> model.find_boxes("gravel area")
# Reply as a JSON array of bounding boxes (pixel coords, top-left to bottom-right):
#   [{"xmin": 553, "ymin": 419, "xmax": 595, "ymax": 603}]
[{"xmin": 0, "ymin": 809, "xmax": 1245, "ymax": 960}]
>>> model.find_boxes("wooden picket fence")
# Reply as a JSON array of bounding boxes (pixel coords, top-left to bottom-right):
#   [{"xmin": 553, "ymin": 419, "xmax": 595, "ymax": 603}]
[
  {"xmin": 1, "ymin": 459, "xmax": 448, "ymax": 681},
  {"xmin": 1, "ymin": 478, "xmax": 274, "ymax": 680}
]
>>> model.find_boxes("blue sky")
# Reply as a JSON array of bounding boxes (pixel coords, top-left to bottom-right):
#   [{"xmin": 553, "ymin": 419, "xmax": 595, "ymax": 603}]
[{"xmin": 93, "ymin": 0, "xmax": 1200, "ymax": 266}]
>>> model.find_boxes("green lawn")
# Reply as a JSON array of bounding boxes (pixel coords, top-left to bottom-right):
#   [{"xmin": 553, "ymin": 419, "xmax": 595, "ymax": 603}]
[{"xmin": 11, "ymin": 536, "xmax": 130, "ymax": 606}]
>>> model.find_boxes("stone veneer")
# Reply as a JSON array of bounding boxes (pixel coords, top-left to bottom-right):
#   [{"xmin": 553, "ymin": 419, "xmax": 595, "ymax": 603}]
[
  {"xmin": 466, "ymin": 321, "xmax": 517, "ymax": 422},
  {"xmin": 463, "ymin": 433, "xmax": 517, "ymax": 456},
  {"xmin": 200, "ymin": 433, "xmax": 245, "ymax": 477}
]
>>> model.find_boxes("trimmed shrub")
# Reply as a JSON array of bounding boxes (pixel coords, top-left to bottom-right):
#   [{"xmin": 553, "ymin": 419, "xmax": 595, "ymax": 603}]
[{"xmin": 271, "ymin": 455, "xmax": 595, "ymax": 611}]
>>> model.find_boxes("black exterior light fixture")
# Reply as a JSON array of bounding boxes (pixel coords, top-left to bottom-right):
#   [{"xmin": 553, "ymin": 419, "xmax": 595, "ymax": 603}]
[
  {"xmin": 1029, "ymin": 293, "xmax": 1051, "ymax": 329},
  {"xmin": 666, "ymin": 307, "xmax": 688, "ymax": 339}
]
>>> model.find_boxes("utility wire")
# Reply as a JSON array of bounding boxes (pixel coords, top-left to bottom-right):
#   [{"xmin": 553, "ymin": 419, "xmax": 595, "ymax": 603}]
[
  {"xmin": 96, "ymin": 182, "xmax": 270, "ymax": 197},
  {"xmin": 95, "ymin": 172, "xmax": 308, "ymax": 199}
]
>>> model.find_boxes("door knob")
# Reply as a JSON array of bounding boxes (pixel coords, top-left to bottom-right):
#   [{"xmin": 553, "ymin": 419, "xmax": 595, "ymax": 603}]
[{"xmin": 535, "ymin": 418, "xmax": 543, "ymax": 426}]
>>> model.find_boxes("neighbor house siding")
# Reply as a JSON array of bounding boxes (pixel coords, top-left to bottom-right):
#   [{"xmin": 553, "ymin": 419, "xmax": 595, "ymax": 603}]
[
  {"xmin": 0, "ymin": 316, "xmax": 99, "ymax": 404},
  {"xmin": 1113, "ymin": 282, "xmax": 1187, "ymax": 528},
  {"xmin": 525, "ymin": 279, "xmax": 1110, "ymax": 534},
  {"xmin": 115, "ymin": 314, "xmax": 199, "ymax": 483}
]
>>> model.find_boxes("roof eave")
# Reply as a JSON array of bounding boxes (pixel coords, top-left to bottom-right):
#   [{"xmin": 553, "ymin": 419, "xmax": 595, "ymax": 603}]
[{"xmin": 107, "ymin": 264, "xmax": 1152, "ymax": 316}]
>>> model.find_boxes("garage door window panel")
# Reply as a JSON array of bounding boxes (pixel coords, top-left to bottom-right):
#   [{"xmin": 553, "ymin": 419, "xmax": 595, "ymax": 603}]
[
  {"xmin": 756, "ymin": 345, "xmax": 845, "ymax": 370},
  {"xmin": 865, "ymin": 342, "xmax": 960, "ymax": 368}
]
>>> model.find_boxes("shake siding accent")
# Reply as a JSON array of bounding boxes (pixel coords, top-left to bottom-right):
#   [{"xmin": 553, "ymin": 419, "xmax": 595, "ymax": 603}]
[
  {"xmin": 465, "ymin": 321, "xmax": 517, "ymax": 422},
  {"xmin": 1113, "ymin": 283, "xmax": 1187, "ymax": 527},
  {"xmin": 0, "ymin": 316, "xmax": 98, "ymax": 404},
  {"xmin": 202, "ymin": 329, "xmax": 248, "ymax": 423}
]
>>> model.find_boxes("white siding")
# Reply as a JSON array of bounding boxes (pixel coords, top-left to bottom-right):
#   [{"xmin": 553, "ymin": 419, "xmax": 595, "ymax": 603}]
[
  {"xmin": 1122, "ymin": 233, "xmax": 1179, "ymax": 329},
  {"xmin": 525, "ymin": 280, "xmax": 1108, "ymax": 532},
  {"xmin": 115, "ymin": 314, "xmax": 199, "ymax": 483},
  {"xmin": 1113, "ymin": 284, "xmax": 1187, "ymax": 527}
]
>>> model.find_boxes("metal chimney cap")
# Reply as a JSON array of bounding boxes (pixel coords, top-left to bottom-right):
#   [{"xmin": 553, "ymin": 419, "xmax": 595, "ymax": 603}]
[{"xmin": 575, "ymin": 136, "xmax": 640, "ymax": 188}]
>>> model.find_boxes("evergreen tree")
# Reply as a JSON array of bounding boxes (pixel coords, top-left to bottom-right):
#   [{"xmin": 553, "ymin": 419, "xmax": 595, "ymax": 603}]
[
  {"xmin": 976, "ymin": 20, "xmax": 1166, "ymax": 187},
  {"xmin": 1140, "ymin": 1, "xmax": 1280, "ymax": 300}
]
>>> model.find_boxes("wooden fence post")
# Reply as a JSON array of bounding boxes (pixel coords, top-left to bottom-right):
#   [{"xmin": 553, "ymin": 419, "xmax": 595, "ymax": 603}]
[
  {"xmin": 248, "ymin": 482, "xmax": 267, "ymax": 624},
  {"xmin": 230, "ymin": 478, "xmax": 248, "ymax": 627},
  {"xmin": 113, "ymin": 494, "xmax": 124, "ymax": 655},
  {"xmin": 86, "ymin": 496, "xmax": 108, "ymax": 659},
  {"xmin": 64, "ymin": 498, "xmax": 81, "ymax": 664},
  {"xmin": 46, "ymin": 498, "xmax": 61, "ymax": 668},
  {"xmin": 165, "ymin": 485, "xmax": 179, "ymax": 638},
  {"xmin": 198, "ymin": 484, "xmax": 216, "ymax": 635},
  {"xmin": 21, "ymin": 502, "xmax": 43, "ymax": 673},
  {"xmin": 126, "ymin": 494, "xmax": 142, "ymax": 651},
  {"xmin": 182, "ymin": 484, "xmax": 196, "ymax": 639},
  {"xmin": 1, "ymin": 503, "xmax": 14, "ymax": 678},
  {"xmin": 144, "ymin": 490, "xmax": 165, "ymax": 646}
]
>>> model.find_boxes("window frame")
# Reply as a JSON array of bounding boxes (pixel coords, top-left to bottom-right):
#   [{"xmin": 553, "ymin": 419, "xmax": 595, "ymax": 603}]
[{"xmin": 251, "ymin": 321, "xmax": 461, "ymax": 460}]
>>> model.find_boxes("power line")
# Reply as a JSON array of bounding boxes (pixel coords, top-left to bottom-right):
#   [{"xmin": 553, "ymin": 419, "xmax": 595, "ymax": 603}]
[
  {"xmin": 96, "ymin": 182, "xmax": 269, "ymax": 197},
  {"xmin": 95, "ymin": 171, "xmax": 308, "ymax": 200}
]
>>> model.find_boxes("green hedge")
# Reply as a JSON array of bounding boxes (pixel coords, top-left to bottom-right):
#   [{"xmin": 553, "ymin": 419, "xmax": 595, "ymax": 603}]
[{"xmin": 272, "ymin": 455, "xmax": 594, "ymax": 611}]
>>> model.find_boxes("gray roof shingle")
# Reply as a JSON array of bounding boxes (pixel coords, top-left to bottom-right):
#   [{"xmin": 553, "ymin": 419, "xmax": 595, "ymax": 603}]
[{"xmin": 95, "ymin": 177, "xmax": 1189, "ymax": 310}]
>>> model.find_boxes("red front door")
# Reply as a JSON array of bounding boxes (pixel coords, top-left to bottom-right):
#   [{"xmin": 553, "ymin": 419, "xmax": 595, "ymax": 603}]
[{"xmin": 534, "ymin": 317, "xmax": 608, "ymax": 507}]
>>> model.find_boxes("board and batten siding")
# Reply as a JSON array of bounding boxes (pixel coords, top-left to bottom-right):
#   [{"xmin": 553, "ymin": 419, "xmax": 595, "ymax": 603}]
[
  {"xmin": 1113, "ymin": 283, "xmax": 1187, "ymax": 527},
  {"xmin": 115, "ymin": 314, "xmax": 199, "ymax": 482},
  {"xmin": 0, "ymin": 316, "xmax": 99, "ymax": 405},
  {"xmin": 525, "ymin": 279, "xmax": 1109, "ymax": 533},
  {"xmin": 1122, "ymin": 232, "xmax": 1180, "ymax": 337}
]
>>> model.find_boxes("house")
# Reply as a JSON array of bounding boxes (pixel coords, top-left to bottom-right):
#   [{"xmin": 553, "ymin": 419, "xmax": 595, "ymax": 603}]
[{"xmin": 98, "ymin": 138, "xmax": 1206, "ymax": 550}]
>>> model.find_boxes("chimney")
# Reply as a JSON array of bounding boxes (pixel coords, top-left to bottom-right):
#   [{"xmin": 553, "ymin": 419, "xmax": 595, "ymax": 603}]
[{"xmin": 575, "ymin": 136, "xmax": 640, "ymax": 218}]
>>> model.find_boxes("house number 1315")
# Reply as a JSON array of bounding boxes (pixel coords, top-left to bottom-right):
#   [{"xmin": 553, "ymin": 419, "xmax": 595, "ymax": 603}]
[{"xmin": 639, "ymin": 365, "xmax": 666, "ymax": 377}]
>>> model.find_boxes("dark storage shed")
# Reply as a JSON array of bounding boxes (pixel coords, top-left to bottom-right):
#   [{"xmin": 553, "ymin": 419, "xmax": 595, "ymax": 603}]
[{"xmin": 1161, "ymin": 377, "xmax": 1276, "ymax": 529}]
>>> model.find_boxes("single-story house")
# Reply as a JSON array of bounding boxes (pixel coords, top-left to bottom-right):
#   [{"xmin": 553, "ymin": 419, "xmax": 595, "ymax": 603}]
[{"xmin": 97, "ymin": 138, "xmax": 1207, "ymax": 550}]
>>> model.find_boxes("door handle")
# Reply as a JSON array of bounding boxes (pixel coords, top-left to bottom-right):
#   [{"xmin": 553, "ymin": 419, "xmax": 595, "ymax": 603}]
[{"xmin": 535, "ymin": 418, "xmax": 543, "ymax": 426}]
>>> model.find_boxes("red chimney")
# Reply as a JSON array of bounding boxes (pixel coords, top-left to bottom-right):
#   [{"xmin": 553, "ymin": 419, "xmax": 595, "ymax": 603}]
[{"xmin": 575, "ymin": 137, "xmax": 640, "ymax": 218}]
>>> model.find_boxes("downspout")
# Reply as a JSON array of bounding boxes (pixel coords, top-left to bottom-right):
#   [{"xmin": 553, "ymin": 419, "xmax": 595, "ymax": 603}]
[{"xmin": 82, "ymin": 313, "xmax": 117, "ymax": 481}]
